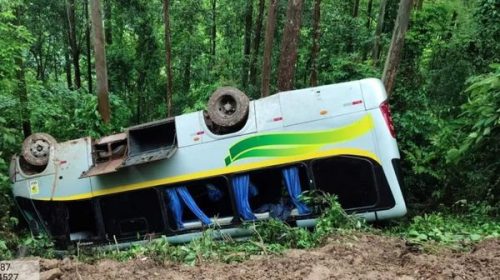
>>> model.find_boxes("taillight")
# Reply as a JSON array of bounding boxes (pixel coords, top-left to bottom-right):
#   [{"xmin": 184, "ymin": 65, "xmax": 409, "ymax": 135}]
[{"xmin": 380, "ymin": 101, "xmax": 396, "ymax": 138}]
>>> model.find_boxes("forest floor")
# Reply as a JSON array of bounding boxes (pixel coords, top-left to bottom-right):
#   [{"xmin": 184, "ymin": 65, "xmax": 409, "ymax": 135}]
[{"xmin": 36, "ymin": 233, "xmax": 499, "ymax": 280}]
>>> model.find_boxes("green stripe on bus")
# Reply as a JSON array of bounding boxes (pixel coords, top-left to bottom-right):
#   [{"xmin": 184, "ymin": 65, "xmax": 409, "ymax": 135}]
[{"xmin": 225, "ymin": 114, "xmax": 374, "ymax": 165}]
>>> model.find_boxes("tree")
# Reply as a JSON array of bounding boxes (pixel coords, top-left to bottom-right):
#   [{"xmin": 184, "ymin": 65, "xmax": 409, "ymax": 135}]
[
  {"xmin": 261, "ymin": 0, "xmax": 278, "ymax": 97},
  {"xmin": 90, "ymin": 0, "xmax": 111, "ymax": 122},
  {"xmin": 309, "ymin": 0, "xmax": 321, "ymax": 86},
  {"xmin": 14, "ymin": 7, "xmax": 32, "ymax": 138},
  {"xmin": 241, "ymin": 0, "xmax": 253, "ymax": 89},
  {"xmin": 366, "ymin": 0, "xmax": 373, "ymax": 30},
  {"xmin": 84, "ymin": 0, "xmax": 92, "ymax": 94},
  {"xmin": 162, "ymin": 0, "xmax": 173, "ymax": 117},
  {"xmin": 277, "ymin": 0, "xmax": 304, "ymax": 92},
  {"xmin": 372, "ymin": 0, "xmax": 388, "ymax": 64},
  {"xmin": 210, "ymin": 0, "xmax": 216, "ymax": 58},
  {"xmin": 66, "ymin": 0, "xmax": 81, "ymax": 89},
  {"xmin": 382, "ymin": 0, "xmax": 413, "ymax": 97},
  {"xmin": 249, "ymin": 0, "xmax": 265, "ymax": 91}
]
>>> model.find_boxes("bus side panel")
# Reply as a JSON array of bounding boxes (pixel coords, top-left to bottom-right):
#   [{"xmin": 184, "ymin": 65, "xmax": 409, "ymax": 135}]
[{"xmin": 368, "ymin": 108, "xmax": 407, "ymax": 219}]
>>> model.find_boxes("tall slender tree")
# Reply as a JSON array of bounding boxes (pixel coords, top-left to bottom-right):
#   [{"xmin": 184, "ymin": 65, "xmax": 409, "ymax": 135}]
[
  {"xmin": 90, "ymin": 0, "xmax": 111, "ymax": 122},
  {"xmin": 66, "ymin": 0, "xmax": 81, "ymax": 89},
  {"xmin": 162, "ymin": 0, "xmax": 173, "ymax": 117},
  {"xmin": 261, "ymin": 0, "xmax": 278, "ymax": 97},
  {"xmin": 210, "ymin": 0, "xmax": 216, "ymax": 58},
  {"xmin": 277, "ymin": 0, "xmax": 304, "ymax": 91},
  {"xmin": 249, "ymin": 0, "xmax": 265, "ymax": 91},
  {"xmin": 382, "ymin": 0, "xmax": 413, "ymax": 97},
  {"xmin": 352, "ymin": 0, "xmax": 360, "ymax": 17},
  {"xmin": 366, "ymin": 0, "xmax": 373, "ymax": 30},
  {"xmin": 242, "ymin": 0, "xmax": 254, "ymax": 89},
  {"xmin": 372, "ymin": 0, "xmax": 388, "ymax": 64},
  {"xmin": 15, "ymin": 8, "xmax": 31, "ymax": 138},
  {"xmin": 84, "ymin": 0, "xmax": 92, "ymax": 94},
  {"xmin": 309, "ymin": 0, "xmax": 321, "ymax": 86}
]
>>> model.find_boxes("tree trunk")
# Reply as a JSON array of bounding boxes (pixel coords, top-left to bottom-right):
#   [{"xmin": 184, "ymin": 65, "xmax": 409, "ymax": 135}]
[
  {"xmin": 372, "ymin": 0, "xmax": 388, "ymax": 64},
  {"xmin": 66, "ymin": 0, "xmax": 81, "ymax": 89},
  {"xmin": 277, "ymin": 0, "xmax": 304, "ymax": 92},
  {"xmin": 104, "ymin": 0, "xmax": 112, "ymax": 45},
  {"xmin": 352, "ymin": 0, "xmax": 360, "ymax": 17},
  {"xmin": 90, "ymin": 0, "xmax": 111, "ymax": 122},
  {"xmin": 15, "ymin": 8, "xmax": 31, "ymax": 138},
  {"xmin": 163, "ymin": 0, "xmax": 174, "ymax": 117},
  {"xmin": 309, "ymin": 0, "xmax": 321, "ymax": 86},
  {"xmin": 382, "ymin": 0, "xmax": 413, "ymax": 97},
  {"xmin": 16, "ymin": 56, "xmax": 32, "ymax": 138},
  {"xmin": 84, "ymin": 0, "xmax": 92, "ymax": 93},
  {"xmin": 366, "ymin": 0, "xmax": 373, "ymax": 30},
  {"xmin": 242, "ymin": 0, "xmax": 253, "ymax": 89},
  {"xmin": 261, "ymin": 0, "xmax": 278, "ymax": 97},
  {"xmin": 64, "ymin": 43, "xmax": 73, "ymax": 89},
  {"xmin": 211, "ymin": 0, "xmax": 216, "ymax": 58},
  {"xmin": 249, "ymin": 0, "xmax": 265, "ymax": 90}
]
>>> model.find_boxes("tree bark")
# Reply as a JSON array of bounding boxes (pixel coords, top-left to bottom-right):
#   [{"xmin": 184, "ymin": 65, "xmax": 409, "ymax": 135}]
[
  {"xmin": 309, "ymin": 0, "xmax": 321, "ymax": 86},
  {"xmin": 211, "ymin": 0, "xmax": 216, "ymax": 58},
  {"xmin": 382, "ymin": 0, "xmax": 413, "ymax": 97},
  {"xmin": 366, "ymin": 0, "xmax": 373, "ymax": 30},
  {"xmin": 66, "ymin": 0, "xmax": 81, "ymax": 89},
  {"xmin": 90, "ymin": 0, "xmax": 111, "ymax": 122},
  {"xmin": 64, "ymin": 43, "xmax": 73, "ymax": 89},
  {"xmin": 352, "ymin": 0, "xmax": 360, "ymax": 17},
  {"xmin": 15, "ymin": 8, "xmax": 31, "ymax": 138},
  {"xmin": 277, "ymin": 0, "xmax": 304, "ymax": 92},
  {"xmin": 84, "ymin": 0, "xmax": 92, "ymax": 93},
  {"xmin": 242, "ymin": 0, "xmax": 253, "ymax": 89},
  {"xmin": 249, "ymin": 0, "xmax": 265, "ymax": 89},
  {"xmin": 261, "ymin": 0, "xmax": 278, "ymax": 97},
  {"xmin": 162, "ymin": 0, "xmax": 174, "ymax": 117},
  {"xmin": 372, "ymin": 0, "xmax": 388, "ymax": 64}
]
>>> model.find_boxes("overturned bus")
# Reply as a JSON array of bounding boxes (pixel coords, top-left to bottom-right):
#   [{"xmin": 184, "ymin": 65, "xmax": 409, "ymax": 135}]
[{"xmin": 9, "ymin": 78, "xmax": 406, "ymax": 248}]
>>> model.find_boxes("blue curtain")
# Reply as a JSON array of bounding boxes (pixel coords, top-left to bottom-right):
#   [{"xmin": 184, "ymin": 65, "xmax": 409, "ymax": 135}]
[
  {"xmin": 176, "ymin": 186, "xmax": 212, "ymax": 226},
  {"xmin": 165, "ymin": 189, "xmax": 184, "ymax": 229},
  {"xmin": 232, "ymin": 175, "xmax": 257, "ymax": 220},
  {"xmin": 165, "ymin": 187, "xmax": 212, "ymax": 229},
  {"xmin": 282, "ymin": 167, "xmax": 311, "ymax": 214}
]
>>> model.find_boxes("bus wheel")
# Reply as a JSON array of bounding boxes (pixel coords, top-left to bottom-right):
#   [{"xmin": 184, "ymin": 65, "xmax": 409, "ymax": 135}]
[
  {"xmin": 21, "ymin": 133, "xmax": 57, "ymax": 166},
  {"xmin": 207, "ymin": 87, "xmax": 249, "ymax": 128}
]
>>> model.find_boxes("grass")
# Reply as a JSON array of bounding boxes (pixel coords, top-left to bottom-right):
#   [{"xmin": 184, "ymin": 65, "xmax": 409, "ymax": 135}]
[{"xmin": 2, "ymin": 195, "xmax": 499, "ymax": 264}]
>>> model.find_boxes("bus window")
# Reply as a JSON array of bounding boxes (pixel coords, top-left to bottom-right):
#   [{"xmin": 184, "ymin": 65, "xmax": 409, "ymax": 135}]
[
  {"xmin": 238, "ymin": 164, "xmax": 310, "ymax": 220},
  {"xmin": 164, "ymin": 176, "xmax": 234, "ymax": 231},
  {"xmin": 311, "ymin": 156, "xmax": 378, "ymax": 210},
  {"xmin": 99, "ymin": 188, "xmax": 165, "ymax": 240}
]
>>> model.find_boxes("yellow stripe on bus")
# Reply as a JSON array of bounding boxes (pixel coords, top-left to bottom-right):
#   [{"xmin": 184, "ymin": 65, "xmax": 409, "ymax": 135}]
[{"xmin": 36, "ymin": 148, "xmax": 380, "ymax": 201}]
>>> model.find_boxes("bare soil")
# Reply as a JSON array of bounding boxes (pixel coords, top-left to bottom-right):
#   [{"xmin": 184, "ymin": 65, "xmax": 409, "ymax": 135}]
[{"xmin": 38, "ymin": 234, "xmax": 499, "ymax": 280}]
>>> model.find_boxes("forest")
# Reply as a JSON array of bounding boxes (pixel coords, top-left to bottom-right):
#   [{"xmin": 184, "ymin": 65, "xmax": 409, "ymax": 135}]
[{"xmin": 0, "ymin": 0, "xmax": 499, "ymax": 275}]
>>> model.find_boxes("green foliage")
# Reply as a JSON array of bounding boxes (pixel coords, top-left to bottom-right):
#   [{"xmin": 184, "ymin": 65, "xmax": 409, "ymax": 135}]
[
  {"xmin": 79, "ymin": 194, "xmax": 362, "ymax": 265},
  {"xmin": 393, "ymin": 206, "xmax": 500, "ymax": 247}
]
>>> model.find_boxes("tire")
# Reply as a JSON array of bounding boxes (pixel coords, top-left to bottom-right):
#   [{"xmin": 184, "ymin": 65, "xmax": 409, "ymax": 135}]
[
  {"xmin": 207, "ymin": 87, "xmax": 249, "ymax": 128},
  {"xmin": 21, "ymin": 133, "xmax": 57, "ymax": 166}
]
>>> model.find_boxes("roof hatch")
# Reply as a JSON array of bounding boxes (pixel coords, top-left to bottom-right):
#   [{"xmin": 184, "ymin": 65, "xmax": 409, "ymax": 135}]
[{"xmin": 81, "ymin": 118, "xmax": 177, "ymax": 178}]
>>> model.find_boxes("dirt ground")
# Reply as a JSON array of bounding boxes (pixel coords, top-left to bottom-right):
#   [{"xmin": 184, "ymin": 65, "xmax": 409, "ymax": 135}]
[{"xmin": 38, "ymin": 234, "xmax": 499, "ymax": 280}]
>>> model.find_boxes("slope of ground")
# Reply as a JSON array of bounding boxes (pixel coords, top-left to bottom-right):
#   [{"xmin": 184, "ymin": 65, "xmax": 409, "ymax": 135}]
[{"xmin": 38, "ymin": 234, "xmax": 499, "ymax": 280}]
